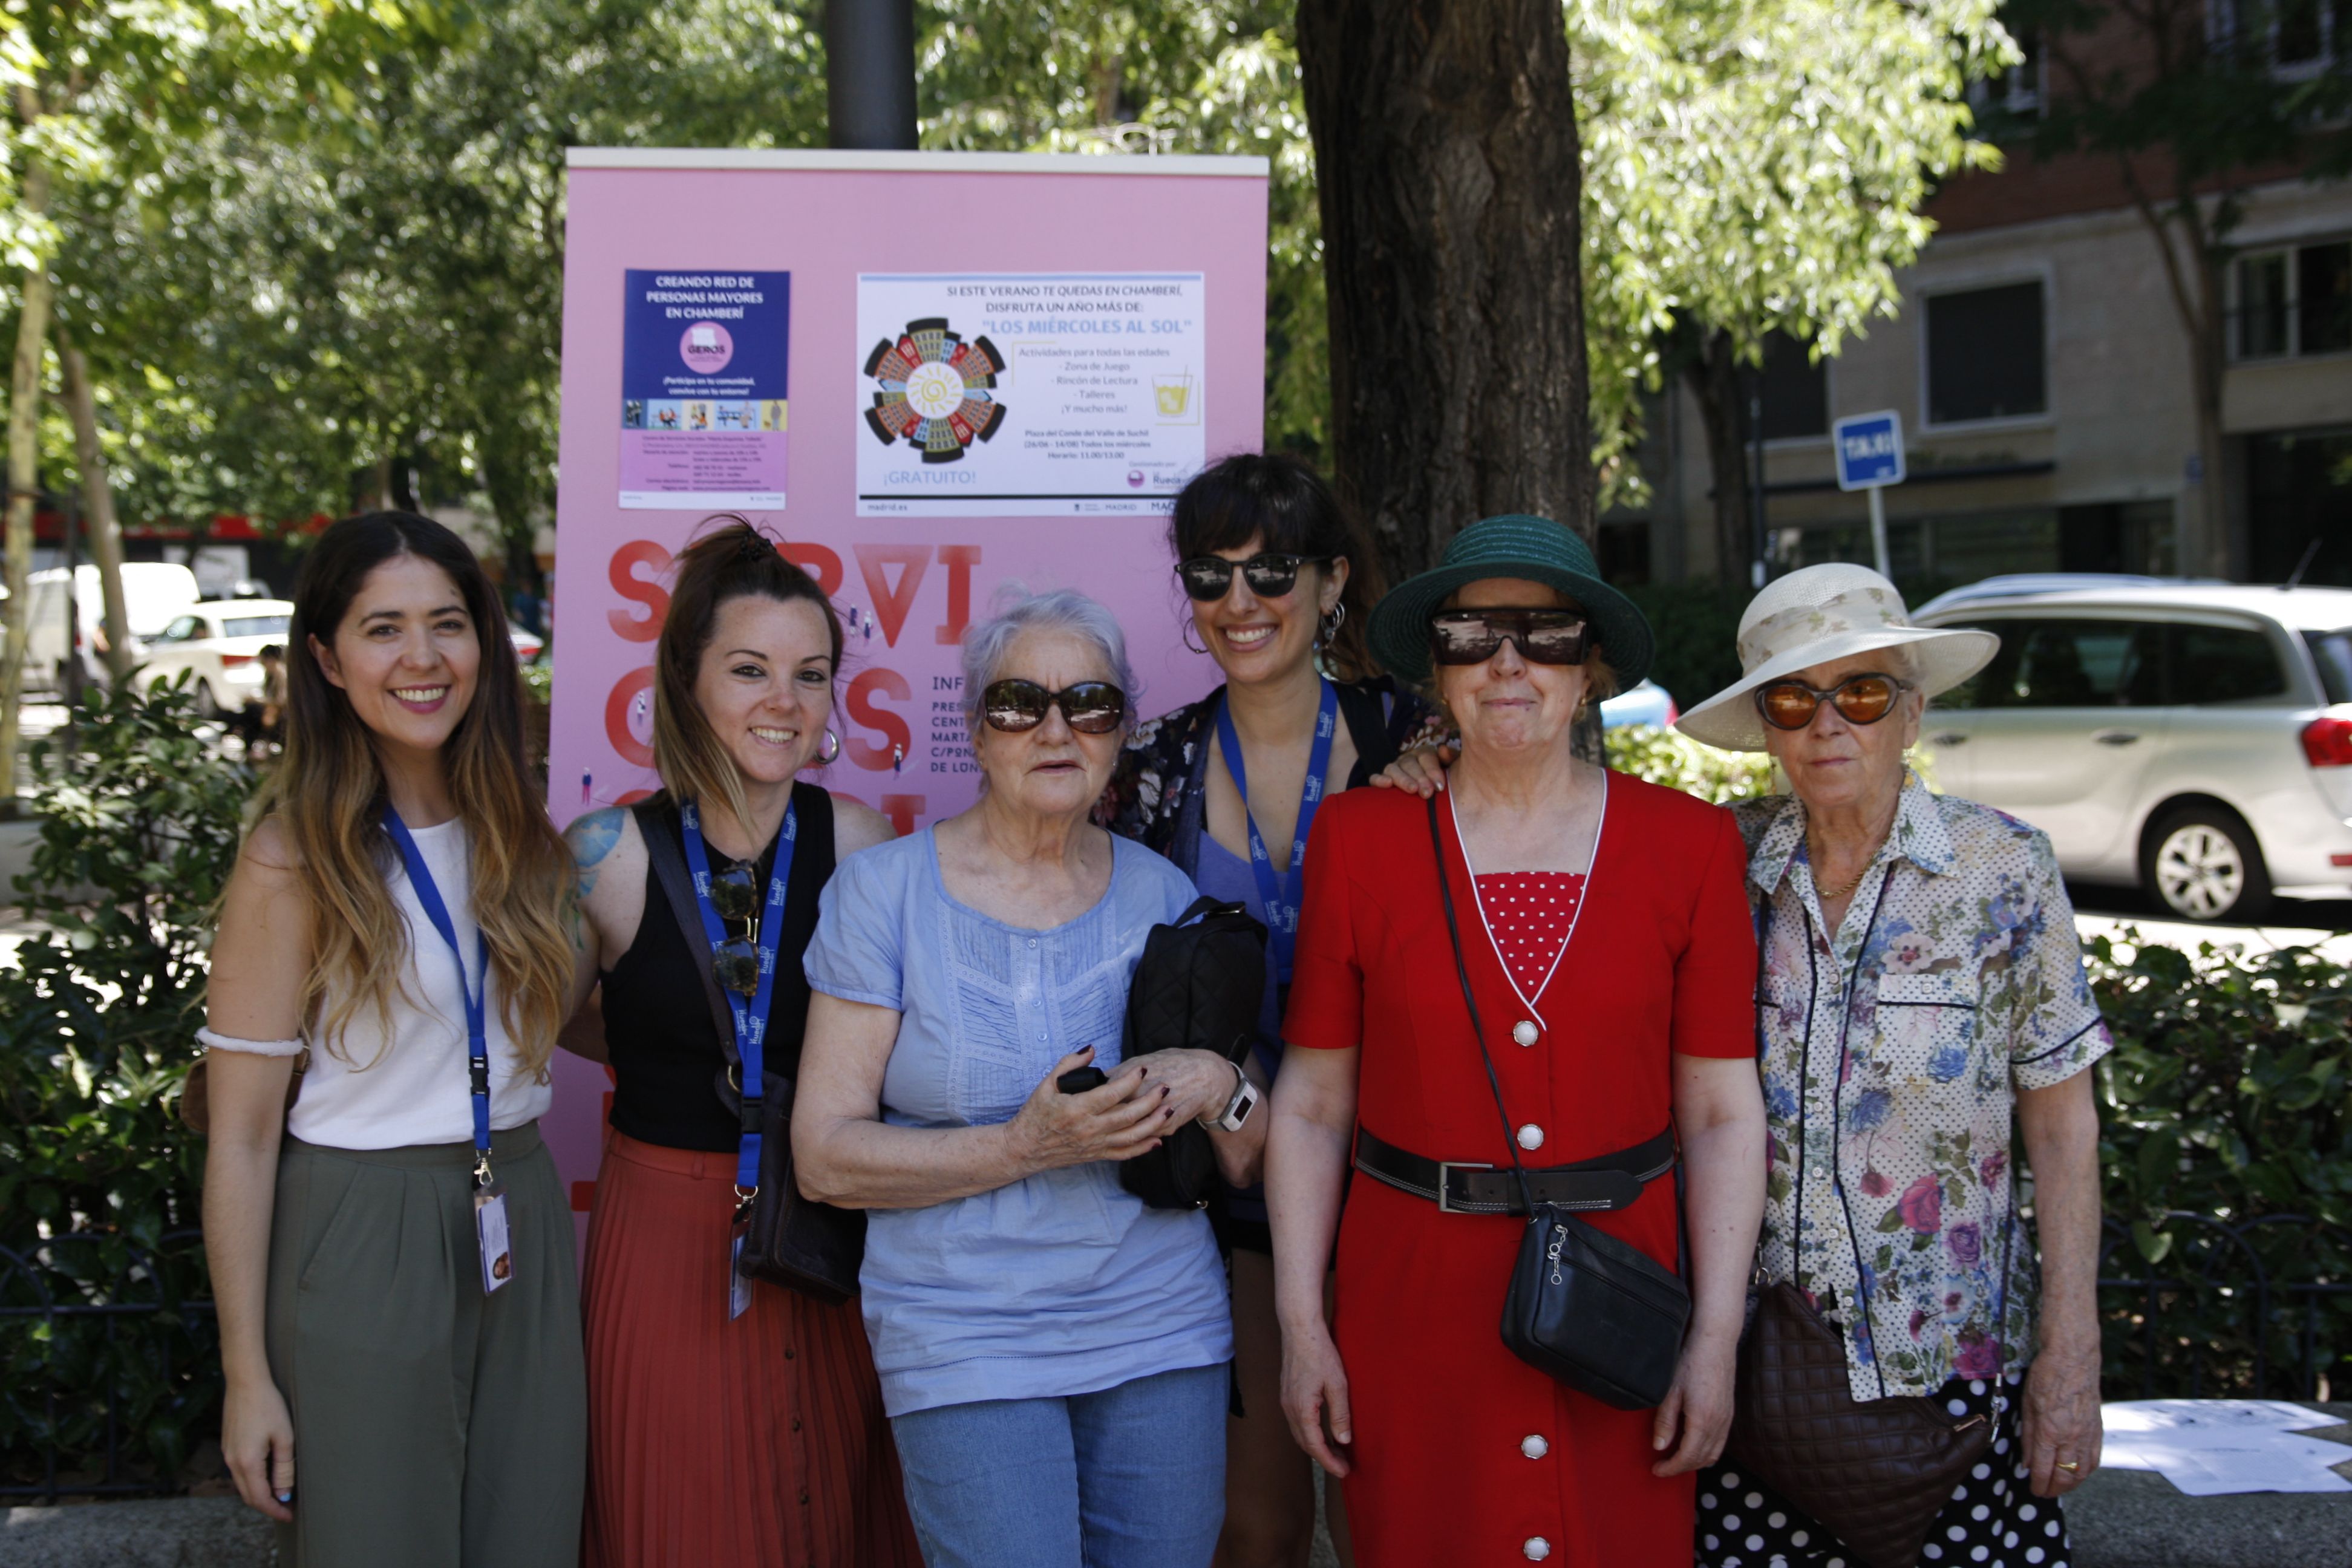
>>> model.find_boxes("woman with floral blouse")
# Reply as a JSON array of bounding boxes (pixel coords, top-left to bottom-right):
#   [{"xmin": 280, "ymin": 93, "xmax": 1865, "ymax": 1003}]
[{"xmin": 1676, "ymin": 563, "xmax": 2108, "ymax": 1568}]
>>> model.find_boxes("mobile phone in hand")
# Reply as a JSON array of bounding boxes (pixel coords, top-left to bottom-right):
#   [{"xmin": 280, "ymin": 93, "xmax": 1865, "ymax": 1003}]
[{"xmin": 1057, "ymin": 1065, "xmax": 1109, "ymax": 1094}]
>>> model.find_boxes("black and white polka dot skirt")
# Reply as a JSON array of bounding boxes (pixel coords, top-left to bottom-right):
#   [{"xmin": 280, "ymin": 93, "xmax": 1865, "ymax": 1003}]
[{"xmin": 1694, "ymin": 1371, "xmax": 2072, "ymax": 1568}]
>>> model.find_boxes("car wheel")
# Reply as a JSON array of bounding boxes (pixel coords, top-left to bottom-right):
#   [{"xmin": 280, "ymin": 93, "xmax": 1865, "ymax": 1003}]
[{"xmin": 2141, "ymin": 806, "xmax": 2271, "ymax": 923}]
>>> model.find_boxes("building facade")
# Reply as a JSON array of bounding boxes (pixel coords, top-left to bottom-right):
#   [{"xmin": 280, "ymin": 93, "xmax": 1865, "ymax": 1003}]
[{"xmin": 1614, "ymin": 7, "xmax": 2352, "ymax": 593}]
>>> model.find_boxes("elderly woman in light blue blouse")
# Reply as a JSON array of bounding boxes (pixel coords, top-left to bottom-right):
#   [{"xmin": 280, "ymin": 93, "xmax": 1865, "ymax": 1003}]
[
  {"xmin": 1676, "ymin": 564, "xmax": 2108, "ymax": 1568},
  {"xmin": 793, "ymin": 587, "xmax": 1258, "ymax": 1568}
]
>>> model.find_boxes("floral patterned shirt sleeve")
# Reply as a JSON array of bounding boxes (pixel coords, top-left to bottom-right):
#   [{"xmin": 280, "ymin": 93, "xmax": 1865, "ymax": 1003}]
[{"xmin": 1736, "ymin": 775, "xmax": 2113, "ymax": 1403}]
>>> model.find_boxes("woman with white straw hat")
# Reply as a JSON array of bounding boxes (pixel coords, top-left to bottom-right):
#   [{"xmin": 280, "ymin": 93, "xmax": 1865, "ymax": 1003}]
[{"xmin": 1676, "ymin": 563, "xmax": 2109, "ymax": 1568}]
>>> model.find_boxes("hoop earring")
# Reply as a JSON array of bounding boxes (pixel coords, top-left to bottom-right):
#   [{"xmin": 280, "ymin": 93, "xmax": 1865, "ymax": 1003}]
[
  {"xmin": 1316, "ymin": 602, "xmax": 1347, "ymax": 651},
  {"xmin": 816, "ymin": 728, "xmax": 841, "ymax": 766},
  {"xmin": 1181, "ymin": 619, "xmax": 1209, "ymax": 656}
]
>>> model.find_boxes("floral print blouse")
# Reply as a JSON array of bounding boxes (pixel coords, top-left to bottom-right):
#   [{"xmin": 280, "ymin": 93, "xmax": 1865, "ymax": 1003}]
[{"xmin": 1734, "ymin": 774, "xmax": 2112, "ymax": 1402}]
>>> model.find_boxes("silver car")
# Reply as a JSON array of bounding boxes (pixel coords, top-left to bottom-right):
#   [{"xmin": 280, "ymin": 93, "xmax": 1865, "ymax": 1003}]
[{"xmin": 1910, "ymin": 575, "xmax": 2352, "ymax": 923}]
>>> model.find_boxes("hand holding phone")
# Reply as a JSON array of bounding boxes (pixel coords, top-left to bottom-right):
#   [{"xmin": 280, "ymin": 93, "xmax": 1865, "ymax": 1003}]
[{"xmin": 1057, "ymin": 1065, "xmax": 1109, "ymax": 1094}]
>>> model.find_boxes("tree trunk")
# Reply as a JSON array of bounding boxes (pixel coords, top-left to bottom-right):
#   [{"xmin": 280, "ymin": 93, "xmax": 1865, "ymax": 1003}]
[
  {"xmin": 0, "ymin": 133, "xmax": 53, "ymax": 806},
  {"xmin": 58, "ymin": 335, "xmax": 134, "ymax": 684},
  {"xmin": 1296, "ymin": 0, "xmax": 1592, "ymax": 581},
  {"xmin": 2186, "ymin": 243, "xmax": 2235, "ymax": 578},
  {"xmin": 1681, "ymin": 329, "xmax": 1754, "ymax": 588}
]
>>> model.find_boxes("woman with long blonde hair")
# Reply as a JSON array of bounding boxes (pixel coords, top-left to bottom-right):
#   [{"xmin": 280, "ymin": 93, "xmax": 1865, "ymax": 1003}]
[{"xmin": 201, "ymin": 511, "xmax": 586, "ymax": 1567}]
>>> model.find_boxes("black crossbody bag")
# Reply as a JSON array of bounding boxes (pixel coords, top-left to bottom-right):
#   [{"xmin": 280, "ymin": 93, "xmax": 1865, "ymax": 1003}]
[
  {"xmin": 635, "ymin": 799, "xmax": 865, "ymax": 1303},
  {"xmin": 1425, "ymin": 797, "xmax": 1691, "ymax": 1409}
]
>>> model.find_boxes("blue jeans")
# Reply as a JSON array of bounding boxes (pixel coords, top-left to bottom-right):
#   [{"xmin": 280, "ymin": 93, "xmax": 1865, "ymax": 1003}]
[{"xmin": 889, "ymin": 1362, "xmax": 1229, "ymax": 1568}]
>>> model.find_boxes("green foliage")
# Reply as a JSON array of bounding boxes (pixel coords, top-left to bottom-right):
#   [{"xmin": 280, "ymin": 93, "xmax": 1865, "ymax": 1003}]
[
  {"xmin": 0, "ymin": 675, "xmax": 252, "ymax": 1489},
  {"xmin": 1572, "ymin": 0, "xmax": 2013, "ymax": 505},
  {"xmin": 1605, "ymin": 723, "xmax": 1775, "ymax": 803},
  {"xmin": 2085, "ymin": 930, "xmax": 2352, "ymax": 1396}
]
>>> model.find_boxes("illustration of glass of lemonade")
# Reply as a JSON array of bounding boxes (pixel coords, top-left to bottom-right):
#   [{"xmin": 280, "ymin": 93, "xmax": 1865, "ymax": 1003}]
[{"xmin": 1152, "ymin": 371, "xmax": 1194, "ymax": 419}]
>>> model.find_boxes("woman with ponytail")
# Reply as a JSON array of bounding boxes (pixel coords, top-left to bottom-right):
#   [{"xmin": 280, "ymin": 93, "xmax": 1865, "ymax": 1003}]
[
  {"xmin": 201, "ymin": 512, "xmax": 586, "ymax": 1566},
  {"xmin": 564, "ymin": 519, "xmax": 921, "ymax": 1567}
]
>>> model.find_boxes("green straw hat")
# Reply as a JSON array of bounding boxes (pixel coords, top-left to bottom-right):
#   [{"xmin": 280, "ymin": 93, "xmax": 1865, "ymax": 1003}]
[{"xmin": 1367, "ymin": 515, "xmax": 1654, "ymax": 687}]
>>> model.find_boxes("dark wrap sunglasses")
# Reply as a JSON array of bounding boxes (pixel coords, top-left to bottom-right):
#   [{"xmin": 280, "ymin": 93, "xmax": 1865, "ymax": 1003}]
[
  {"xmin": 981, "ymin": 679, "xmax": 1127, "ymax": 734},
  {"xmin": 1754, "ymin": 671, "xmax": 1910, "ymax": 731},
  {"xmin": 1175, "ymin": 552, "xmax": 1333, "ymax": 601},
  {"xmin": 705, "ymin": 861, "xmax": 765, "ymax": 996},
  {"xmin": 1427, "ymin": 608, "xmax": 1593, "ymax": 666}
]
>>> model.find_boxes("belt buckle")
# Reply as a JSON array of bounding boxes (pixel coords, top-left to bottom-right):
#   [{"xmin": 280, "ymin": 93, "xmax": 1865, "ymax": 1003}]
[{"xmin": 1436, "ymin": 1161, "xmax": 1495, "ymax": 1214}]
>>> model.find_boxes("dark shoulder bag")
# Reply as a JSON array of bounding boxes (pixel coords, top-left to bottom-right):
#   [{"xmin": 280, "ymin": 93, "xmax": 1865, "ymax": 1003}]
[
  {"xmin": 1723, "ymin": 892, "xmax": 1993, "ymax": 1568},
  {"xmin": 1117, "ymin": 896, "xmax": 1268, "ymax": 1210},
  {"xmin": 1425, "ymin": 797, "xmax": 1692, "ymax": 1410},
  {"xmin": 633, "ymin": 797, "xmax": 865, "ymax": 1304}
]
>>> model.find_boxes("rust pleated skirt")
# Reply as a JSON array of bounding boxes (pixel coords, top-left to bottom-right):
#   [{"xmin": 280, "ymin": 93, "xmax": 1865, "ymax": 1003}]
[{"xmin": 580, "ymin": 1128, "xmax": 923, "ymax": 1568}]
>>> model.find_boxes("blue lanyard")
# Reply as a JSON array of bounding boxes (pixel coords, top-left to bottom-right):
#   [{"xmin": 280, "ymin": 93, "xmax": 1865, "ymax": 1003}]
[
  {"xmin": 1214, "ymin": 678, "xmax": 1339, "ymax": 983},
  {"xmin": 383, "ymin": 808, "xmax": 493, "ymax": 1184},
  {"xmin": 678, "ymin": 798, "xmax": 796, "ymax": 1196}
]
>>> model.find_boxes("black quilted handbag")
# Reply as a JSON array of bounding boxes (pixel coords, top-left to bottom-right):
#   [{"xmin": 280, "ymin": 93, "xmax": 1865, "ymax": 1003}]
[{"xmin": 1117, "ymin": 897, "xmax": 1267, "ymax": 1210}]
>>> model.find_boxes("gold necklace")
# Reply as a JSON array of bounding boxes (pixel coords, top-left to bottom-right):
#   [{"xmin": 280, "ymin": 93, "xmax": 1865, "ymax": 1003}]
[{"xmin": 1814, "ymin": 862, "xmax": 1870, "ymax": 902}]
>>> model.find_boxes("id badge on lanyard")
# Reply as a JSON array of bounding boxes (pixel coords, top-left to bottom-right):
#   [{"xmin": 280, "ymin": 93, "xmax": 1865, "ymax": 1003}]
[
  {"xmin": 679, "ymin": 799, "xmax": 795, "ymax": 1322},
  {"xmin": 384, "ymin": 809, "xmax": 511, "ymax": 1295}
]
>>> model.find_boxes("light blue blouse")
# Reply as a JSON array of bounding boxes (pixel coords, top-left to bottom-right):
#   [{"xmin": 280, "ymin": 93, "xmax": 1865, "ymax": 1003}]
[{"xmin": 803, "ymin": 828, "xmax": 1233, "ymax": 1417}]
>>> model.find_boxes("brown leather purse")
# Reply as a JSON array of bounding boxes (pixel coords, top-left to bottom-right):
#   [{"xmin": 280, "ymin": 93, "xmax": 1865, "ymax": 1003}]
[{"xmin": 1725, "ymin": 1282, "xmax": 1992, "ymax": 1568}]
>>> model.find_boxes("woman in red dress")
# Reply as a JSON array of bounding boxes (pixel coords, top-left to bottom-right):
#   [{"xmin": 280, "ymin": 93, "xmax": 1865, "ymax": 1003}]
[{"xmin": 1265, "ymin": 516, "xmax": 1768, "ymax": 1568}]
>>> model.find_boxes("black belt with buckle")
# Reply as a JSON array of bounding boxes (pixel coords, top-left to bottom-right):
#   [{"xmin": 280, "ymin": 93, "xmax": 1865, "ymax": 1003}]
[{"xmin": 1353, "ymin": 1125, "xmax": 1676, "ymax": 1216}]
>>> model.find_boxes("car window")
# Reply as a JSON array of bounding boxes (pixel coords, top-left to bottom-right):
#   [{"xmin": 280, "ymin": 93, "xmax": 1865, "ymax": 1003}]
[
  {"xmin": 1932, "ymin": 621, "xmax": 2013, "ymax": 709},
  {"xmin": 2169, "ymin": 622, "xmax": 2287, "ymax": 705},
  {"xmin": 157, "ymin": 615, "xmax": 201, "ymax": 643},
  {"xmin": 219, "ymin": 615, "xmax": 290, "ymax": 639},
  {"xmin": 2304, "ymin": 630, "xmax": 2352, "ymax": 704},
  {"xmin": 1973, "ymin": 618, "xmax": 2164, "ymax": 708}
]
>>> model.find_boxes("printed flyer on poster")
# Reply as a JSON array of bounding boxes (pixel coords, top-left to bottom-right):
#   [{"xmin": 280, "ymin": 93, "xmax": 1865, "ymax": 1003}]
[
  {"xmin": 855, "ymin": 272, "xmax": 1206, "ymax": 517},
  {"xmin": 618, "ymin": 269, "xmax": 790, "ymax": 509}
]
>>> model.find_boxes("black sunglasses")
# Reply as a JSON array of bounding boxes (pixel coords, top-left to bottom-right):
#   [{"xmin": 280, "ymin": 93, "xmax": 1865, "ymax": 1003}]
[
  {"xmin": 1428, "ymin": 609, "xmax": 1593, "ymax": 667},
  {"xmin": 707, "ymin": 861, "xmax": 762, "ymax": 996},
  {"xmin": 1754, "ymin": 672, "xmax": 1909, "ymax": 731},
  {"xmin": 1174, "ymin": 552, "xmax": 1333, "ymax": 602},
  {"xmin": 981, "ymin": 679, "xmax": 1126, "ymax": 735}
]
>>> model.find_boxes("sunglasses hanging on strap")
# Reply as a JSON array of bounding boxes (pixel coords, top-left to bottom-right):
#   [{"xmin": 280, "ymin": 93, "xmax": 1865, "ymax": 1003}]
[{"xmin": 636, "ymin": 796, "xmax": 865, "ymax": 1310}]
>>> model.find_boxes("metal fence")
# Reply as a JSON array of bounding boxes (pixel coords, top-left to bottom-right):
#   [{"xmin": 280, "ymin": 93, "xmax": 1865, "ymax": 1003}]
[
  {"xmin": 3, "ymin": 1213, "xmax": 2345, "ymax": 1503},
  {"xmin": 1, "ymin": 1229, "xmax": 219, "ymax": 1503},
  {"xmin": 2097, "ymin": 1210, "xmax": 2351, "ymax": 1402}
]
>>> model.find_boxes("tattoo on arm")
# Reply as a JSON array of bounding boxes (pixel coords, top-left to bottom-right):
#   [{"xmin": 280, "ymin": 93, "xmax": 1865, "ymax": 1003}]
[{"xmin": 565, "ymin": 807, "xmax": 625, "ymax": 899}]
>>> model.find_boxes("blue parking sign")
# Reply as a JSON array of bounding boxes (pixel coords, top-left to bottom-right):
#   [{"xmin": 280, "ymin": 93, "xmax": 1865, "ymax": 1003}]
[{"xmin": 1833, "ymin": 410, "xmax": 1905, "ymax": 491}]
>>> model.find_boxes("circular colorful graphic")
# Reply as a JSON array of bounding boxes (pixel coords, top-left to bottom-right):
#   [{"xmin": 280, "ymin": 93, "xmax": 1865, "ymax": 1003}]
[
  {"xmin": 861, "ymin": 316, "xmax": 1007, "ymax": 464},
  {"xmin": 679, "ymin": 321, "xmax": 734, "ymax": 373}
]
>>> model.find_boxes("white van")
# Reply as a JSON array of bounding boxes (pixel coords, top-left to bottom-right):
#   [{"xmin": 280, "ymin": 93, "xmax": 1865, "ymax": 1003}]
[{"xmin": 13, "ymin": 563, "xmax": 203, "ymax": 691}]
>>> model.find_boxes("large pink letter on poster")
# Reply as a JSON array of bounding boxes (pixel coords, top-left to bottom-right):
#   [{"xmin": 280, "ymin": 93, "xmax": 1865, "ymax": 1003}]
[{"xmin": 546, "ymin": 149, "xmax": 1270, "ymax": 1229}]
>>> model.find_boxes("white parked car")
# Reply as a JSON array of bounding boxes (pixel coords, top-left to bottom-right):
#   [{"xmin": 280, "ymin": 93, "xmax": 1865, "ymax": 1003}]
[
  {"xmin": 135, "ymin": 599, "xmax": 295, "ymax": 717},
  {"xmin": 1601, "ymin": 679, "xmax": 1677, "ymax": 730},
  {"xmin": 1910, "ymin": 575, "xmax": 2352, "ymax": 922}
]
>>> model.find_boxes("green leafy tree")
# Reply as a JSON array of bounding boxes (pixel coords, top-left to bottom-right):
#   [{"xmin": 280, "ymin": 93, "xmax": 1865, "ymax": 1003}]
[{"xmin": 1573, "ymin": 0, "xmax": 2014, "ymax": 569}]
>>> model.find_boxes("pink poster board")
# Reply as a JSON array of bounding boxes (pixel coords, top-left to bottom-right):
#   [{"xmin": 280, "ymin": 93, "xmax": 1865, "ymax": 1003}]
[{"xmin": 546, "ymin": 149, "xmax": 1270, "ymax": 1229}]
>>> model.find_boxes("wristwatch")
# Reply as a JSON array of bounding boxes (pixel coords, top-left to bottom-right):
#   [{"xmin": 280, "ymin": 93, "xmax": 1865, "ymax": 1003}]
[{"xmin": 1203, "ymin": 1062, "xmax": 1262, "ymax": 1133}]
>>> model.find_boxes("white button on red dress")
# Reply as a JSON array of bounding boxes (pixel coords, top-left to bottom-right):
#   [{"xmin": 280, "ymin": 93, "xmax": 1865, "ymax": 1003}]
[
  {"xmin": 1520, "ymin": 1434, "xmax": 1549, "ymax": 1459},
  {"xmin": 1512, "ymin": 1019, "xmax": 1540, "ymax": 1047},
  {"xmin": 1523, "ymin": 1537, "xmax": 1552, "ymax": 1561},
  {"xmin": 1516, "ymin": 1124, "xmax": 1545, "ymax": 1152}
]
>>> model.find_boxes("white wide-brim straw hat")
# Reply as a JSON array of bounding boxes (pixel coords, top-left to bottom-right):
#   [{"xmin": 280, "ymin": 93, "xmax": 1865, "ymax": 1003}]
[{"xmin": 1674, "ymin": 563, "xmax": 1999, "ymax": 753}]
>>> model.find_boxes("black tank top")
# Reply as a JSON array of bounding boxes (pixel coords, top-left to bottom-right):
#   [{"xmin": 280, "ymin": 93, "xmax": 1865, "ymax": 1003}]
[{"xmin": 602, "ymin": 784, "xmax": 837, "ymax": 1152}]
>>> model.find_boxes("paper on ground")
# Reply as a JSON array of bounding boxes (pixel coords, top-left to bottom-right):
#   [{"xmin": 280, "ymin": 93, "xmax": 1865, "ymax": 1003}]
[{"xmin": 2100, "ymin": 1399, "xmax": 2352, "ymax": 1495}]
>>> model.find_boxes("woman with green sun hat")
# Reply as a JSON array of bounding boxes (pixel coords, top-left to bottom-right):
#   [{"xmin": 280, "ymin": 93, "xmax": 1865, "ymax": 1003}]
[{"xmin": 1263, "ymin": 514, "xmax": 1767, "ymax": 1567}]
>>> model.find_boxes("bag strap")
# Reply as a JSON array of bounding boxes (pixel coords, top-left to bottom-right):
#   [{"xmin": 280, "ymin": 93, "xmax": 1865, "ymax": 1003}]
[
  {"xmin": 1426, "ymin": 796, "xmax": 1540, "ymax": 1215},
  {"xmin": 634, "ymin": 797, "xmax": 744, "ymax": 1084}
]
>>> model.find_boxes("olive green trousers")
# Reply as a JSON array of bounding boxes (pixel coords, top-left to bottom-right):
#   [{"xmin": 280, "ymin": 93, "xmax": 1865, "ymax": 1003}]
[{"xmin": 266, "ymin": 1121, "xmax": 586, "ymax": 1567}]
